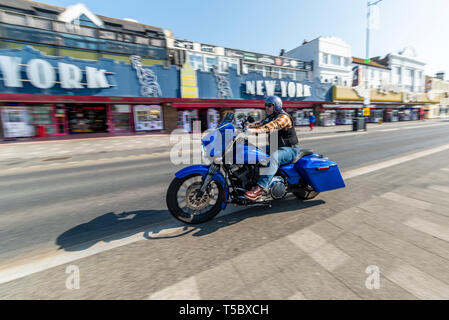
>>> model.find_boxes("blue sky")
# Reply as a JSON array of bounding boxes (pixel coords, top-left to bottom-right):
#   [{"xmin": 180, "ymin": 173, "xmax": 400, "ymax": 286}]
[{"xmin": 43, "ymin": 0, "xmax": 449, "ymax": 77}]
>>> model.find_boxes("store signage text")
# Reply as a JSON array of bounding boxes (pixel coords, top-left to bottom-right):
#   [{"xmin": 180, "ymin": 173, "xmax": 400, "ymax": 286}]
[
  {"xmin": 0, "ymin": 56, "xmax": 110, "ymax": 90},
  {"xmin": 245, "ymin": 81, "xmax": 311, "ymax": 98}
]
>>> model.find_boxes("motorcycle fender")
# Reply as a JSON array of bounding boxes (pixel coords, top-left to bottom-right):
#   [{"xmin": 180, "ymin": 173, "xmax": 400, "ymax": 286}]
[{"xmin": 174, "ymin": 165, "xmax": 229, "ymax": 210}]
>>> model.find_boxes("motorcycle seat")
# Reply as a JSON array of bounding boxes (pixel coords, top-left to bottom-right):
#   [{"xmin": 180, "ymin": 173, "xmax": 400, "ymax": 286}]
[{"xmin": 292, "ymin": 149, "xmax": 314, "ymax": 164}]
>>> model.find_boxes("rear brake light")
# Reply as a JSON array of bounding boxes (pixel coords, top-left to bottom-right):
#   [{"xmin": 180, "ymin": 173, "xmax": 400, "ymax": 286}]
[{"xmin": 317, "ymin": 166, "xmax": 330, "ymax": 171}]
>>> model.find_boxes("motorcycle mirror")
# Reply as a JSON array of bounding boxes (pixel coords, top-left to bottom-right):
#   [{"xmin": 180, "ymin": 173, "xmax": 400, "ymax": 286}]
[{"xmin": 247, "ymin": 116, "xmax": 255, "ymax": 123}]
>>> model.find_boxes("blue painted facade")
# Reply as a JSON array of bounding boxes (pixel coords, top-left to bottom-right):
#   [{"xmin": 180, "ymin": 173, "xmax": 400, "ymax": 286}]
[{"xmin": 0, "ymin": 46, "xmax": 332, "ymax": 102}]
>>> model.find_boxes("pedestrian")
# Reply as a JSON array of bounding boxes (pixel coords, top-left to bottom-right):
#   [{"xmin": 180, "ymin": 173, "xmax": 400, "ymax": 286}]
[{"xmin": 309, "ymin": 112, "xmax": 316, "ymax": 131}]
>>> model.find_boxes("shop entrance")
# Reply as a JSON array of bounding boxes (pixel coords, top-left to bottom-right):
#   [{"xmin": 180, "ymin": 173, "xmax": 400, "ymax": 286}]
[
  {"xmin": 322, "ymin": 110, "xmax": 336, "ymax": 126},
  {"xmin": 198, "ymin": 109, "xmax": 208, "ymax": 132},
  {"xmin": 67, "ymin": 105, "xmax": 108, "ymax": 134}
]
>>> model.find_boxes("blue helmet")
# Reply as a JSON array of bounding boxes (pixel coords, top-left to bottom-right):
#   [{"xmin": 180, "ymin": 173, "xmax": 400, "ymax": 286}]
[{"xmin": 265, "ymin": 96, "xmax": 283, "ymax": 113}]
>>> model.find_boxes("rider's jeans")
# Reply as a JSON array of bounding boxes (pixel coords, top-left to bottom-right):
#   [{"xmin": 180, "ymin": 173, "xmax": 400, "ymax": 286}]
[{"xmin": 257, "ymin": 146, "xmax": 300, "ymax": 189}]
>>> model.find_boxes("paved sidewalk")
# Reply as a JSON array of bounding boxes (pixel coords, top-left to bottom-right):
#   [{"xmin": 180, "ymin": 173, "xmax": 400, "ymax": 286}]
[{"xmin": 0, "ymin": 118, "xmax": 439, "ymax": 146}]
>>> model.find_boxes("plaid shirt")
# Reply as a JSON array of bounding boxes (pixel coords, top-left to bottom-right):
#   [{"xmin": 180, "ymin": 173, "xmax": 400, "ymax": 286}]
[{"xmin": 249, "ymin": 113, "xmax": 293, "ymax": 134}]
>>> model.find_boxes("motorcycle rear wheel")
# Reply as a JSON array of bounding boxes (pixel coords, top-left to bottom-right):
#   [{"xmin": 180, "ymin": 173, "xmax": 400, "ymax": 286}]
[
  {"xmin": 292, "ymin": 183, "xmax": 320, "ymax": 200},
  {"xmin": 166, "ymin": 174, "xmax": 225, "ymax": 224}
]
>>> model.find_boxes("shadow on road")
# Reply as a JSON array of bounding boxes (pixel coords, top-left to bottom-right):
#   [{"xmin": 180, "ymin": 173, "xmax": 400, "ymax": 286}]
[
  {"xmin": 144, "ymin": 196, "xmax": 325, "ymax": 240},
  {"xmin": 56, "ymin": 209, "xmax": 169, "ymax": 251},
  {"xmin": 56, "ymin": 196, "xmax": 325, "ymax": 252}
]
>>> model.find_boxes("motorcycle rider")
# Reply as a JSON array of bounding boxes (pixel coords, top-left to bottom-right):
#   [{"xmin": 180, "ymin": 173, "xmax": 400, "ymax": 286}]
[{"xmin": 244, "ymin": 96, "xmax": 301, "ymax": 201}]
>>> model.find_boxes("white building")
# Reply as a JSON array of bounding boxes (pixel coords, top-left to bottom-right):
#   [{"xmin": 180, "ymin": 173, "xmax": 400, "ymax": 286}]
[
  {"xmin": 284, "ymin": 36, "xmax": 353, "ymax": 86},
  {"xmin": 351, "ymin": 57, "xmax": 390, "ymax": 89},
  {"xmin": 372, "ymin": 47, "xmax": 426, "ymax": 93},
  {"xmin": 425, "ymin": 74, "xmax": 449, "ymax": 118}
]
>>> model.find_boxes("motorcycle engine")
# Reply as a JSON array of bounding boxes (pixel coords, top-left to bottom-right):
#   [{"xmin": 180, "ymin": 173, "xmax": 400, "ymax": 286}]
[
  {"xmin": 269, "ymin": 176, "xmax": 287, "ymax": 200},
  {"xmin": 229, "ymin": 165, "xmax": 258, "ymax": 190}
]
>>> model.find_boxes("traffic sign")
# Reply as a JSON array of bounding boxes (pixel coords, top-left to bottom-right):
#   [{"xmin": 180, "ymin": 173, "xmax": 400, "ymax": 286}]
[{"xmin": 363, "ymin": 107, "xmax": 371, "ymax": 116}]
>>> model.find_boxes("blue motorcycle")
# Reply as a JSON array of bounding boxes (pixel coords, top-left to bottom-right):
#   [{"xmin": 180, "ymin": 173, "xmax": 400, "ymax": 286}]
[{"xmin": 166, "ymin": 113, "xmax": 345, "ymax": 224}]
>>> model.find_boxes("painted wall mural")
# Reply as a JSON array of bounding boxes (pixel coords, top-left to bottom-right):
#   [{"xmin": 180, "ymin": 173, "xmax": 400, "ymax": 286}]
[{"xmin": 0, "ymin": 46, "xmax": 333, "ymax": 102}]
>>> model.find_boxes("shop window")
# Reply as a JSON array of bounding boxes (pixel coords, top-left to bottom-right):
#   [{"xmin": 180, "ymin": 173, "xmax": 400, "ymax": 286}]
[
  {"xmin": 177, "ymin": 109, "xmax": 198, "ymax": 132},
  {"xmin": 295, "ymin": 71, "xmax": 307, "ymax": 81},
  {"xmin": 99, "ymin": 40, "xmax": 135, "ymax": 55},
  {"xmin": 3, "ymin": 11, "xmax": 27, "ymax": 26},
  {"xmin": 270, "ymin": 67, "xmax": 281, "ymax": 79},
  {"xmin": 1, "ymin": 105, "xmax": 34, "ymax": 138},
  {"xmin": 205, "ymin": 56, "xmax": 219, "ymax": 72},
  {"xmin": 67, "ymin": 105, "xmax": 108, "ymax": 133},
  {"xmin": 61, "ymin": 33, "xmax": 99, "ymax": 50},
  {"xmin": 331, "ymin": 55, "xmax": 341, "ymax": 66},
  {"xmin": 111, "ymin": 105, "xmax": 132, "ymax": 132},
  {"xmin": 281, "ymin": 70, "xmax": 294, "ymax": 80},
  {"xmin": 31, "ymin": 105, "xmax": 55, "ymax": 135},
  {"xmin": 187, "ymin": 53, "xmax": 204, "ymax": 71},
  {"xmin": 133, "ymin": 105, "xmax": 163, "ymax": 131},
  {"xmin": 3, "ymin": 24, "xmax": 58, "ymax": 45}
]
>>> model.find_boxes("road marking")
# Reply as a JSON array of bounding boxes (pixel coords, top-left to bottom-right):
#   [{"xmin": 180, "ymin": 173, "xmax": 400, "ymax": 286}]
[
  {"xmin": 301, "ymin": 132, "xmax": 368, "ymax": 141},
  {"xmin": 379, "ymin": 128, "xmax": 400, "ymax": 132},
  {"xmin": 0, "ymin": 221, "xmax": 188, "ymax": 285},
  {"xmin": 404, "ymin": 217, "xmax": 449, "ymax": 243},
  {"xmin": 342, "ymin": 143, "xmax": 449, "ymax": 180},
  {"xmin": 0, "ymin": 152, "xmax": 174, "ymax": 175},
  {"xmin": 428, "ymin": 185, "xmax": 449, "ymax": 194}
]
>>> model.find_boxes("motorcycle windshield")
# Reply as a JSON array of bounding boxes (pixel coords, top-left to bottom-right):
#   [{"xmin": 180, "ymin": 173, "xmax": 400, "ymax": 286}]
[{"xmin": 202, "ymin": 121, "xmax": 235, "ymax": 158}]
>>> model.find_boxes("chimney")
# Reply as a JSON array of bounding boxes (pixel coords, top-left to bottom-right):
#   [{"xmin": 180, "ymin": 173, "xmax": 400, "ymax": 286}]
[
  {"xmin": 436, "ymin": 72, "xmax": 445, "ymax": 80},
  {"xmin": 302, "ymin": 39, "xmax": 309, "ymax": 45},
  {"xmin": 279, "ymin": 49, "xmax": 285, "ymax": 56}
]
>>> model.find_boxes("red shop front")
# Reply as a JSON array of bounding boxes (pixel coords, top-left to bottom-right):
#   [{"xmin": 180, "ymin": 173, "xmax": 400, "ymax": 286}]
[
  {"xmin": 170, "ymin": 100, "xmax": 320, "ymax": 132},
  {"xmin": 0, "ymin": 94, "xmax": 174, "ymax": 138}
]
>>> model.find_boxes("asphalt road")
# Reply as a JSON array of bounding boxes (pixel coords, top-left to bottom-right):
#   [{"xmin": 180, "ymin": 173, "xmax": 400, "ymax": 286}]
[{"xmin": 1, "ymin": 121, "xmax": 449, "ymax": 264}]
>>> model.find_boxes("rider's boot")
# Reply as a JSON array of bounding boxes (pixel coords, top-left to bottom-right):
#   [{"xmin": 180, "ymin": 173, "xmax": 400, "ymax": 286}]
[{"xmin": 244, "ymin": 185, "xmax": 264, "ymax": 201}]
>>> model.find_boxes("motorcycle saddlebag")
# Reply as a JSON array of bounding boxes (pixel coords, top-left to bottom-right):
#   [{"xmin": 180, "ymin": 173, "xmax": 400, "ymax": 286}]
[{"xmin": 294, "ymin": 155, "xmax": 345, "ymax": 192}]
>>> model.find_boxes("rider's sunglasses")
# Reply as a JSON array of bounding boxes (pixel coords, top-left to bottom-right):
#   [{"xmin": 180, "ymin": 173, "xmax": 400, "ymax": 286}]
[{"xmin": 265, "ymin": 103, "xmax": 274, "ymax": 108}]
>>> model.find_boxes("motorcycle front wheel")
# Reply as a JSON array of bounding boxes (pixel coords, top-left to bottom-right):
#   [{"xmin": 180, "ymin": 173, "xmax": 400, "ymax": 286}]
[{"xmin": 166, "ymin": 174, "xmax": 225, "ymax": 224}]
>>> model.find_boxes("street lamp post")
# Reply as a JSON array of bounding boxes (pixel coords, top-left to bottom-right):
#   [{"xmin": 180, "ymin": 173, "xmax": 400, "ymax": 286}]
[{"xmin": 364, "ymin": 0, "xmax": 383, "ymax": 113}]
